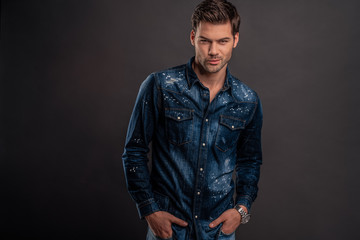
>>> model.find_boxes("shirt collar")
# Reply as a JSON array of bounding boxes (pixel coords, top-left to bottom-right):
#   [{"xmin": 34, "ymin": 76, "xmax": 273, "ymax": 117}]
[{"xmin": 185, "ymin": 56, "xmax": 231, "ymax": 91}]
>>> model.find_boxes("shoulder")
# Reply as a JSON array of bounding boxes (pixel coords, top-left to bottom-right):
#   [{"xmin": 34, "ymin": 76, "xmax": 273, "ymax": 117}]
[
  {"xmin": 140, "ymin": 64, "xmax": 188, "ymax": 92},
  {"xmin": 151, "ymin": 64, "xmax": 188, "ymax": 93},
  {"xmin": 153, "ymin": 64, "xmax": 187, "ymax": 81},
  {"xmin": 228, "ymin": 75, "xmax": 263, "ymax": 125},
  {"xmin": 229, "ymin": 75, "xmax": 260, "ymax": 104}
]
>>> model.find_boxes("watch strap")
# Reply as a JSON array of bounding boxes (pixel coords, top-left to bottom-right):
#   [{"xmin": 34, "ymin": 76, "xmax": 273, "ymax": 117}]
[{"xmin": 234, "ymin": 205, "xmax": 251, "ymax": 224}]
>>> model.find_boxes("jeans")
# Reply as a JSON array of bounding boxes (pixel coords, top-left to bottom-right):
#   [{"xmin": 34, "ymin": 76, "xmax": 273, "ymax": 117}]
[{"xmin": 145, "ymin": 227, "xmax": 236, "ymax": 240}]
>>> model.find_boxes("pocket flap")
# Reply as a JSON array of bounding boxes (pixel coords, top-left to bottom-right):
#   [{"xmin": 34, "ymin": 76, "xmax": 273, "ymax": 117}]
[
  {"xmin": 165, "ymin": 108, "xmax": 193, "ymax": 121},
  {"xmin": 219, "ymin": 115, "xmax": 245, "ymax": 130}
]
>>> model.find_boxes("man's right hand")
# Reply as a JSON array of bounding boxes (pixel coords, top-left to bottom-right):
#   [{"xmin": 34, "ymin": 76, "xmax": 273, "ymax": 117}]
[{"xmin": 145, "ymin": 211, "xmax": 188, "ymax": 239}]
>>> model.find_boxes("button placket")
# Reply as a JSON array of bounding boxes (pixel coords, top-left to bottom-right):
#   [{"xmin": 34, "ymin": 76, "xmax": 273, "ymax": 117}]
[{"xmin": 194, "ymin": 89, "xmax": 211, "ymax": 223}]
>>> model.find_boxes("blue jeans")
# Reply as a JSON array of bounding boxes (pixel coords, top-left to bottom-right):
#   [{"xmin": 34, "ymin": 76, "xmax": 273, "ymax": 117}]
[
  {"xmin": 146, "ymin": 228, "xmax": 174, "ymax": 240},
  {"xmin": 145, "ymin": 227, "xmax": 236, "ymax": 240}
]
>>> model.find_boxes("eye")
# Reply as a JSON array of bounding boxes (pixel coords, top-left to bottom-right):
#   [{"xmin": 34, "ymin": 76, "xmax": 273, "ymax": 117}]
[
  {"xmin": 219, "ymin": 39, "xmax": 229, "ymax": 44},
  {"xmin": 199, "ymin": 39, "xmax": 209, "ymax": 44}
]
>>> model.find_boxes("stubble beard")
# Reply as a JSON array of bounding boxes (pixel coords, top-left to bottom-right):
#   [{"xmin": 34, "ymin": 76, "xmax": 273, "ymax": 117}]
[{"xmin": 200, "ymin": 57, "xmax": 229, "ymax": 74}]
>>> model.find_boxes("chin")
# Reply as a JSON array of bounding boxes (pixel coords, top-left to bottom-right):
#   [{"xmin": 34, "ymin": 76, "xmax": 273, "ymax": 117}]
[{"xmin": 207, "ymin": 64, "xmax": 224, "ymax": 73}]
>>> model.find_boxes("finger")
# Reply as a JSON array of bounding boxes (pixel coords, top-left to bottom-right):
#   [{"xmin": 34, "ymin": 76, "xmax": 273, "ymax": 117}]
[
  {"xmin": 169, "ymin": 214, "xmax": 188, "ymax": 227},
  {"xmin": 209, "ymin": 214, "xmax": 224, "ymax": 228},
  {"xmin": 221, "ymin": 218, "xmax": 237, "ymax": 234}
]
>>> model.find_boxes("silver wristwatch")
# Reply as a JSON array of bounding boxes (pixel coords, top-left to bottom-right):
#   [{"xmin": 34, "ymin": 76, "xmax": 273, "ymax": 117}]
[{"xmin": 234, "ymin": 205, "xmax": 251, "ymax": 224}]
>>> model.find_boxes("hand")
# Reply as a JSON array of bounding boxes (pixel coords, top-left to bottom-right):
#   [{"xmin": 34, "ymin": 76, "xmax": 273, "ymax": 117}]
[
  {"xmin": 145, "ymin": 211, "xmax": 188, "ymax": 239},
  {"xmin": 209, "ymin": 206, "xmax": 247, "ymax": 235}
]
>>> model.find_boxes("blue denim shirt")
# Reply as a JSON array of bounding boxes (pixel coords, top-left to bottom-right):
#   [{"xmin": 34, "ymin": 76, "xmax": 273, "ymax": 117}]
[{"xmin": 122, "ymin": 57, "xmax": 263, "ymax": 239}]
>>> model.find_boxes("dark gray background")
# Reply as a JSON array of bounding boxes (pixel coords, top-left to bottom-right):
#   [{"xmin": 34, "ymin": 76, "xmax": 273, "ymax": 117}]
[{"xmin": 1, "ymin": 0, "xmax": 360, "ymax": 239}]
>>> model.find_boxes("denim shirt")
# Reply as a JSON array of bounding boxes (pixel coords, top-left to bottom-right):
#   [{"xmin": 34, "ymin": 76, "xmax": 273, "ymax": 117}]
[{"xmin": 122, "ymin": 57, "xmax": 263, "ymax": 239}]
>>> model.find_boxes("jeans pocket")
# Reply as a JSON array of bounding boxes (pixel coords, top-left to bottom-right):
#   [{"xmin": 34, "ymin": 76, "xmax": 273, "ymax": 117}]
[
  {"xmin": 146, "ymin": 228, "xmax": 173, "ymax": 240},
  {"xmin": 217, "ymin": 229, "xmax": 235, "ymax": 240}
]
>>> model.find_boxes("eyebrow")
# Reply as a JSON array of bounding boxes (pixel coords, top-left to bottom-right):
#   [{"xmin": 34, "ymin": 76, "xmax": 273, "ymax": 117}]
[{"xmin": 198, "ymin": 36, "xmax": 232, "ymax": 41}]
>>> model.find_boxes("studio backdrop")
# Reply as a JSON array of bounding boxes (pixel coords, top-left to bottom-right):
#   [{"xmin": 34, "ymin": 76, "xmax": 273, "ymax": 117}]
[{"xmin": 1, "ymin": 0, "xmax": 360, "ymax": 239}]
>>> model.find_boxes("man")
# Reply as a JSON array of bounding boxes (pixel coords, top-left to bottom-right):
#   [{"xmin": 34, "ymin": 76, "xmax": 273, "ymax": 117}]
[{"xmin": 122, "ymin": 0, "xmax": 263, "ymax": 239}]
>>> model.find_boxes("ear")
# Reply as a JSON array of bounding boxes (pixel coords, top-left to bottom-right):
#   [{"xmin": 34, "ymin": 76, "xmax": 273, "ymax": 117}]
[
  {"xmin": 190, "ymin": 30, "xmax": 195, "ymax": 46},
  {"xmin": 233, "ymin": 32, "xmax": 239, "ymax": 48}
]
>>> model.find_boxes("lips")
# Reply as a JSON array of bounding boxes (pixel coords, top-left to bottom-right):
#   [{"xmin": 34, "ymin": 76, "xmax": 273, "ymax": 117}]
[{"xmin": 207, "ymin": 59, "xmax": 221, "ymax": 65}]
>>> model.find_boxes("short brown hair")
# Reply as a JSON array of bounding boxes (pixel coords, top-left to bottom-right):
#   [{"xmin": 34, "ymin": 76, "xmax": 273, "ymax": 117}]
[{"xmin": 191, "ymin": 0, "xmax": 240, "ymax": 36}]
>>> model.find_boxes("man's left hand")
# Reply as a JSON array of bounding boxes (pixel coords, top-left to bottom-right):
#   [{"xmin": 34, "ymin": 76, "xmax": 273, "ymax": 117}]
[{"xmin": 209, "ymin": 206, "xmax": 247, "ymax": 235}]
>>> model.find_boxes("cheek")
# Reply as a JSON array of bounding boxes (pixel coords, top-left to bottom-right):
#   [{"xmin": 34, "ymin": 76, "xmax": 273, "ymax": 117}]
[
  {"xmin": 196, "ymin": 45, "xmax": 207, "ymax": 55},
  {"xmin": 223, "ymin": 47, "xmax": 233, "ymax": 56}
]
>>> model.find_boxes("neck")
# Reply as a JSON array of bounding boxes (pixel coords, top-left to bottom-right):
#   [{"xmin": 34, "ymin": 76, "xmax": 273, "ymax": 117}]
[
  {"xmin": 192, "ymin": 61, "xmax": 227, "ymax": 102},
  {"xmin": 192, "ymin": 61, "xmax": 227, "ymax": 90}
]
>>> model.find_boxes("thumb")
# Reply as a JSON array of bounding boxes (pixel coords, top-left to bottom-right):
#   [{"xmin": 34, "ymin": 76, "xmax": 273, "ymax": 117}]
[
  {"xmin": 169, "ymin": 214, "xmax": 188, "ymax": 227},
  {"xmin": 209, "ymin": 214, "xmax": 224, "ymax": 228}
]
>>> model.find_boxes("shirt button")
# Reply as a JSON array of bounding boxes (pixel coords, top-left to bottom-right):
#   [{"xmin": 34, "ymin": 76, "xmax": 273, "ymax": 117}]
[
  {"xmin": 200, "ymin": 168, "xmax": 203, "ymax": 172},
  {"xmin": 195, "ymin": 215, "xmax": 198, "ymax": 219},
  {"xmin": 205, "ymin": 119, "xmax": 208, "ymax": 122},
  {"xmin": 232, "ymin": 125, "xmax": 234, "ymax": 129},
  {"xmin": 177, "ymin": 116, "xmax": 181, "ymax": 120},
  {"xmin": 197, "ymin": 191, "xmax": 201, "ymax": 195},
  {"xmin": 202, "ymin": 143, "xmax": 206, "ymax": 147}
]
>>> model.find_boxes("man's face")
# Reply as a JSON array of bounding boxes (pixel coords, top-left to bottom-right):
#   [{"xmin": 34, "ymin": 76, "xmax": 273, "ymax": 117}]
[{"xmin": 190, "ymin": 21, "xmax": 239, "ymax": 74}]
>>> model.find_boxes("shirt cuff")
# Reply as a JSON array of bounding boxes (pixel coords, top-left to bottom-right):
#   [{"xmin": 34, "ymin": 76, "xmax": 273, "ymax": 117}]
[
  {"xmin": 136, "ymin": 198, "xmax": 160, "ymax": 219},
  {"xmin": 235, "ymin": 195, "xmax": 253, "ymax": 212}
]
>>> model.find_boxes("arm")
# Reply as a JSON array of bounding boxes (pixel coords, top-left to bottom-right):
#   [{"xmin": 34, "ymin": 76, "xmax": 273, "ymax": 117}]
[
  {"xmin": 122, "ymin": 73, "xmax": 160, "ymax": 219},
  {"xmin": 122, "ymin": 74, "xmax": 188, "ymax": 238},
  {"xmin": 210, "ymin": 96, "xmax": 263, "ymax": 233},
  {"xmin": 235, "ymin": 96, "xmax": 263, "ymax": 211}
]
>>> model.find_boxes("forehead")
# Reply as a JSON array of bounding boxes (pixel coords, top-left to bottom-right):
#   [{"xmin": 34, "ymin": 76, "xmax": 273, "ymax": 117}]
[{"xmin": 195, "ymin": 21, "xmax": 233, "ymax": 39}]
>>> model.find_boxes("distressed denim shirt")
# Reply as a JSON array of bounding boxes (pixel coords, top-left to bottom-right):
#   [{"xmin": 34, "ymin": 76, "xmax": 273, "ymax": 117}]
[{"xmin": 122, "ymin": 57, "xmax": 263, "ymax": 239}]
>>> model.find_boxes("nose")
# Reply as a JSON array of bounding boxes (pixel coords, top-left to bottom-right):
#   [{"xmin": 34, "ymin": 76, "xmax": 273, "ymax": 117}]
[{"xmin": 208, "ymin": 42, "xmax": 219, "ymax": 56}]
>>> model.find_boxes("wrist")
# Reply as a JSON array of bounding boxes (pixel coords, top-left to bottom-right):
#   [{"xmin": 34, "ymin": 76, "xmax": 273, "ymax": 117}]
[
  {"xmin": 238, "ymin": 205, "xmax": 248, "ymax": 213},
  {"xmin": 234, "ymin": 204, "xmax": 251, "ymax": 224}
]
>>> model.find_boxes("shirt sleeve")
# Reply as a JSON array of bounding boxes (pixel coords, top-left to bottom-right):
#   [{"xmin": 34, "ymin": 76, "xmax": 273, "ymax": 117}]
[
  {"xmin": 122, "ymin": 73, "xmax": 160, "ymax": 219},
  {"xmin": 235, "ymin": 95, "xmax": 263, "ymax": 211}
]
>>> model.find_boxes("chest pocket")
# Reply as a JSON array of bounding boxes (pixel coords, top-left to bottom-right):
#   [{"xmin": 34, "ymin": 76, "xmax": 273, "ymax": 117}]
[
  {"xmin": 165, "ymin": 108, "xmax": 194, "ymax": 145},
  {"xmin": 215, "ymin": 115, "xmax": 245, "ymax": 152}
]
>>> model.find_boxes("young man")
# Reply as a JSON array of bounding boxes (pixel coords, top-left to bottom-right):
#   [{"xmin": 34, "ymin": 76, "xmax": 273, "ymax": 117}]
[{"xmin": 122, "ymin": 0, "xmax": 263, "ymax": 239}]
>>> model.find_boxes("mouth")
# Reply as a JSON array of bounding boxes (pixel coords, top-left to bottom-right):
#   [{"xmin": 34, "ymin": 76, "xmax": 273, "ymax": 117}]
[{"xmin": 207, "ymin": 59, "xmax": 221, "ymax": 65}]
